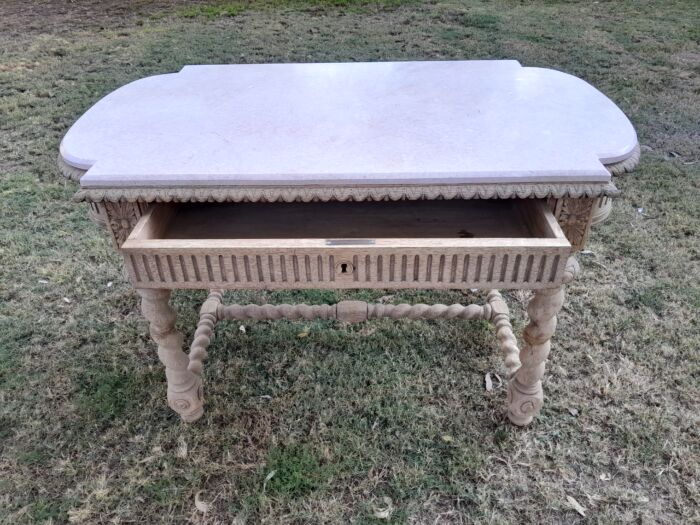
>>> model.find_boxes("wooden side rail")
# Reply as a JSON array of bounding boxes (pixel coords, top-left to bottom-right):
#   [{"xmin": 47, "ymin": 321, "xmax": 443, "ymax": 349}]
[{"xmin": 187, "ymin": 289, "xmax": 522, "ymax": 379}]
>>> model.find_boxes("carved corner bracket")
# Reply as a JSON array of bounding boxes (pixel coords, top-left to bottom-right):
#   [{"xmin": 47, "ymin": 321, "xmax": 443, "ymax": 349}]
[{"xmin": 549, "ymin": 197, "xmax": 595, "ymax": 252}]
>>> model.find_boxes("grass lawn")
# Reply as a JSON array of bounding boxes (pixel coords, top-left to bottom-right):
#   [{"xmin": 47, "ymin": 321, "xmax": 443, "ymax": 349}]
[{"xmin": 1, "ymin": 0, "xmax": 698, "ymax": 523}]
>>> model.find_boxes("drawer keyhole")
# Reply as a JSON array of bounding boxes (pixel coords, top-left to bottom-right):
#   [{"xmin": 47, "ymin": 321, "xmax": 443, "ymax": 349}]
[{"xmin": 336, "ymin": 260, "xmax": 354, "ymax": 275}]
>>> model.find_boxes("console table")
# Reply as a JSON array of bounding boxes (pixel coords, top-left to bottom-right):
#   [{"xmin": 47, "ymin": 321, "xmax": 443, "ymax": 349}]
[{"xmin": 59, "ymin": 61, "xmax": 639, "ymax": 425}]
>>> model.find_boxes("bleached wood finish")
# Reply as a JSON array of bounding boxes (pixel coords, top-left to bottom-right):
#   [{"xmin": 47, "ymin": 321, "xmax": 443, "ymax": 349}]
[
  {"xmin": 486, "ymin": 290, "xmax": 521, "ymax": 378},
  {"xmin": 118, "ymin": 198, "xmax": 586, "ymax": 424},
  {"xmin": 78, "ymin": 189, "xmax": 597, "ymax": 425},
  {"xmin": 84, "ymin": 192, "xmax": 592, "ymax": 425},
  {"xmin": 218, "ymin": 299, "xmax": 492, "ymax": 323},
  {"xmin": 188, "ymin": 290, "xmax": 222, "ymax": 377},
  {"xmin": 62, "ymin": 153, "xmax": 633, "ymax": 252},
  {"xmin": 507, "ymin": 286, "xmax": 564, "ymax": 425},
  {"xmin": 138, "ymin": 289, "xmax": 203, "ymax": 422},
  {"xmin": 507, "ymin": 256, "xmax": 579, "ymax": 425},
  {"xmin": 120, "ymin": 199, "xmax": 571, "ymax": 290}
]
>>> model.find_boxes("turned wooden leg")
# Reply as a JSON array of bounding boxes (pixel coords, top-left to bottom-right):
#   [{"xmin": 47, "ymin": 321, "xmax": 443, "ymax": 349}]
[
  {"xmin": 138, "ymin": 288, "xmax": 204, "ymax": 422},
  {"xmin": 507, "ymin": 285, "xmax": 565, "ymax": 426}
]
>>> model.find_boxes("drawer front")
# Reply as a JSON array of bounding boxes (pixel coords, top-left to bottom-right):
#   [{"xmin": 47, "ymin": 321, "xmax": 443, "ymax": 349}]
[
  {"xmin": 123, "ymin": 248, "xmax": 568, "ymax": 290},
  {"xmin": 121, "ymin": 200, "xmax": 571, "ymax": 290}
]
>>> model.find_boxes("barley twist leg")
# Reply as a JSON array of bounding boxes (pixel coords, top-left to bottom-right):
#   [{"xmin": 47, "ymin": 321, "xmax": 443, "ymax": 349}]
[
  {"xmin": 486, "ymin": 290, "xmax": 521, "ymax": 378},
  {"xmin": 507, "ymin": 285, "xmax": 565, "ymax": 426},
  {"xmin": 138, "ymin": 289, "xmax": 204, "ymax": 422}
]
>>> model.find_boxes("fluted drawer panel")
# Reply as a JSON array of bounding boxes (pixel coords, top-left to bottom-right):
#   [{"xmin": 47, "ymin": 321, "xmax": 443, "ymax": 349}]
[{"xmin": 123, "ymin": 249, "xmax": 568, "ymax": 290}]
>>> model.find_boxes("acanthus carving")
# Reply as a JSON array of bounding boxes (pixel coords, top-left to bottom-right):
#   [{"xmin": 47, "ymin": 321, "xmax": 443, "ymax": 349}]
[
  {"xmin": 73, "ymin": 182, "xmax": 619, "ymax": 204},
  {"xmin": 604, "ymin": 144, "xmax": 641, "ymax": 176}
]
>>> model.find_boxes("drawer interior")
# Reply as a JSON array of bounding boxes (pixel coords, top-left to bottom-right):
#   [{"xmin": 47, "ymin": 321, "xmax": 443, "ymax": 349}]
[
  {"xmin": 128, "ymin": 199, "xmax": 563, "ymax": 242},
  {"xmin": 122, "ymin": 199, "xmax": 570, "ymax": 290}
]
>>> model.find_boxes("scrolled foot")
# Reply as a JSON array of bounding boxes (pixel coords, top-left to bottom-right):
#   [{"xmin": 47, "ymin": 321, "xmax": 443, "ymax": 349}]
[
  {"xmin": 507, "ymin": 378, "xmax": 543, "ymax": 426},
  {"xmin": 168, "ymin": 375, "xmax": 204, "ymax": 422}
]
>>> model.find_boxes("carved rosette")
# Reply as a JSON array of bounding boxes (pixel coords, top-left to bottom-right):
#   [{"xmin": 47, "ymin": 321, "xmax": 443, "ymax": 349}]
[
  {"xmin": 104, "ymin": 201, "xmax": 148, "ymax": 246},
  {"xmin": 550, "ymin": 197, "xmax": 595, "ymax": 252}
]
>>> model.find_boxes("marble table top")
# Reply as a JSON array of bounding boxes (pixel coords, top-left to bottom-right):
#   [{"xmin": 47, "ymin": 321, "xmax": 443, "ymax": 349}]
[{"xmin": 60, "ymin": 60, "xmax": 637, "ymax": 188}]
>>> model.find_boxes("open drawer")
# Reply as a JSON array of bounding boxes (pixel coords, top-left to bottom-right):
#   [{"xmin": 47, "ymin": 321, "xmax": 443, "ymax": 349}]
[{"xmin": 121, "ymin": 199, "xmax": 571, "ymax": 290}]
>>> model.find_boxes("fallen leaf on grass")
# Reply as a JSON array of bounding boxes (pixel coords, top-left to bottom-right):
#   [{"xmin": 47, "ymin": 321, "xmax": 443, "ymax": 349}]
[
  {"xmin": 373, "ymin": 497, "xmax": 394, "ymax": 520},
  {"xmin": 235, "ymin": 463, "xmax": 262, "ymax": 470},
  {"xmin": 441, "ymin": 434, "xmax": 454, "ymax": 443},
  {"xmin": 262, "ymin": 469, "xmax": 277, "ymax": 493},
  {"xmin": 566, "ymin": 495, "xmax": 586, "ymax": 517},
  {"xmin": 297, "ymin": 327, "xmax": 310, "ymax": 338},
  {"xmin": 484, "ymin": 373, "xmax": 502, "ymax": 390},
  {"xmin": 195, "ymin": 491, "xmax": 210, "ymax": 513}
]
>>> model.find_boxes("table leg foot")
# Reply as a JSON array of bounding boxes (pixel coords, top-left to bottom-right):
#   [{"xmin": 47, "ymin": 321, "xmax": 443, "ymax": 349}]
[
  {"xmin": 507, "ymin": 285, "xmax": 565, "ymax": 426},
  {"xmin": 507, "ymin": 377, "xmax": 543, "ymax": 426},
  {"xmin": 167, "ymin": 374, "xmax": 204, "ymax": 423},
  {"xmin": 138, "ymin": 288, "xmax": 204, "ymax": 422}
]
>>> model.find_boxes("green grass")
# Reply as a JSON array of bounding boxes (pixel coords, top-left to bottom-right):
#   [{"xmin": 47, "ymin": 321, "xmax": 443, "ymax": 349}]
[
  {"xmin": 176, "ymin": 0, "xmax": 418, "ymax": 18},
  {"xmin": 457, "ymin": 13, "xmax": 500, "ymax": 29},
  {"xmin": 1, "ymin": 0, "xmax": 699, "ymax": 523},
  {"xmin": 75, "ymin": 369, "xmax": 155, "ymax": 425},
  {"xmin": 263, "ymin": 444, "xmax": 333, "ymax": 496},
  {"xmin": 178, "ymin": 2, "xmax": 247, "ymax": 18}
]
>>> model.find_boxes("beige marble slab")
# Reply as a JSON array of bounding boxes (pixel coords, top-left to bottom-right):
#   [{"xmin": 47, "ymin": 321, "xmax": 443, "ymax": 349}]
[{"xmin": 60, "ymin": 60, "xmax": 638, "ymax": 188}]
